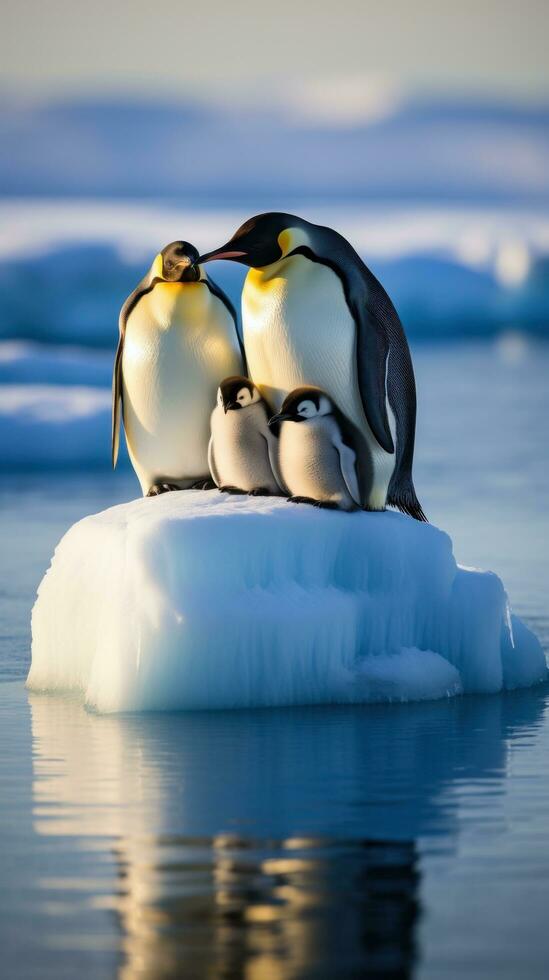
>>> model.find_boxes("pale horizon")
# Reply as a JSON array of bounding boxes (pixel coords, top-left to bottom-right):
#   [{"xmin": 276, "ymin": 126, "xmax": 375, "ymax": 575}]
[{"xmin": 2, "ymin": 0, "xmax": 549, "ymax": 107}]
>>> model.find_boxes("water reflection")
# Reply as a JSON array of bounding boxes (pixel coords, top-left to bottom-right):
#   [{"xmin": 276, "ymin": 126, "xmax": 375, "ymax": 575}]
[
  {"xmin": 28, "ymin": 688, "xmax": 546, "ymax": 978},
  {"xmin": 111, "ymin": 836, "xmax": 419, "ymax": 979}
]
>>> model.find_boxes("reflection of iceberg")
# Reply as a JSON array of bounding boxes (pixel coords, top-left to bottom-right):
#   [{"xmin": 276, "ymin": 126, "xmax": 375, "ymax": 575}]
[
  {"xmin": 28, "ymin": 686, "xmax": 546, "ymax": 976},
  {"xmin": 30, "ymin": 687, "xmax": 545, "ymax": 840},
  {"xmin": 28, "ymin": 492, "xmax": 546, "ymax": 712}
]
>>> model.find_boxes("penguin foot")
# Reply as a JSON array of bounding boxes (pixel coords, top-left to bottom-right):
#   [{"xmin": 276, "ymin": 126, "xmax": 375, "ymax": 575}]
[
  {"xmin": 147, "ymin": 483, "xmax": 180, "ymax": 496},
  {"xmin": 248, "ymin": 487, "xmax": 270, "ymax": 497},
  {"xmin": 220, "ymin": 485, "xmax": 246, "ymax": 495},
  {"xmin": 190, "ymin": 478, "xmax": 216, "ymax": 491},
  {"xmin": 313, "ymin": 500, "xmax": 339, "ymax": 510},
  {"xmin": 287, "ymin": 495, "xmax": 318, "ymax": 506}
]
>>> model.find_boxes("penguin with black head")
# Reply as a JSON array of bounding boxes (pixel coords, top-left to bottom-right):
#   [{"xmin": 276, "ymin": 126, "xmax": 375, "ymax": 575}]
[
  {"xmin": 200, "ymin": 214, "xmax": 426, "ymax": 520},
  {"xmin": 209, "ymin": 376, "xmax": 283, "ymax": 496},
  {"xmin": 269, "ymin": 386, "xmax": 361, "ymax": 511},
  {"xmin": 112, "ymin": 241, "xmax": 244, "ymax": 496}
]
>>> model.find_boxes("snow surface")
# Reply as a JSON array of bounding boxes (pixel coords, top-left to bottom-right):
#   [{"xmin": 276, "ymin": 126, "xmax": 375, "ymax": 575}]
[{"xmin": 27, "ymin": 491, "xmax": 547, "ymax": 713}]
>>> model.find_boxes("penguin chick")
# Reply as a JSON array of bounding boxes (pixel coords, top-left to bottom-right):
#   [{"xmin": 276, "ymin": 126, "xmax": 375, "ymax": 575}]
[
  {"xmin": 268, "ymin": 387, "xmax": 361, "ymax": 511},
  {"xmin": 208, "ymin": 377, "xmax": 284, "ymax": 496}
]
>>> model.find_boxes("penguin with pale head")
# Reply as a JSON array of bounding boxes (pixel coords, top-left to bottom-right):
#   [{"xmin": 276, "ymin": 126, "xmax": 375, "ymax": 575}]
[
  {"xmin": 112, "ymin": 241, "xmax": 244, "ymax": 496},
  {"xmin": 200, "ymin": 214, "xmax": 426, "ymax": 520}
]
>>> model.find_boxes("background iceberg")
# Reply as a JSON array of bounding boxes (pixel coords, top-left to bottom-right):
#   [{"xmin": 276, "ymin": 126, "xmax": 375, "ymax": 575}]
[
  {"xmin": 1, "ymin": 203, "xmax": 548, "ymax": 348},
  {"xmin": 0, "ymin": 341, "xmax": 112, "ymax": 387},
  {"xmin": 2, "ymin": 97, "xmax": 548, "ymax": 204},
  {"xmin": 0, "ymin": 197, "xmax": 547, "ymax": 471},
  {"xmin": 0, "ymin": 384, "xmax": 114, "ymax": 469},
  {"xmin": 28, "ymin": 492, "xmax": 546, "ymax": 713}
]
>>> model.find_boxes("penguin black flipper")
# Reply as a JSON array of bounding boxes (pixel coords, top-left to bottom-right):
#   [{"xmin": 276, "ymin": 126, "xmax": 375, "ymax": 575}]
[
  {"xmin": 356, "ymin": 268, "xmax": 427, "ymax": 522},
  {"xmin": 351, "ymin": 297, "xmax": 394, "ymax": 455},
  {"xmin": 385, "ymin": 330, "xmax": 427, "ymax": 523},
  {"xmin": 111, "ymin": 331, "xmax": 124, "ymax": 468}
]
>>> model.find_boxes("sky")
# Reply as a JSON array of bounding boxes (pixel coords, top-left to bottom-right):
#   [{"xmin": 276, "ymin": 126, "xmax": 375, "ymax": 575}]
[{"xmin": 2, "ymin": 0, "xmax": 548, "ymax": 107}]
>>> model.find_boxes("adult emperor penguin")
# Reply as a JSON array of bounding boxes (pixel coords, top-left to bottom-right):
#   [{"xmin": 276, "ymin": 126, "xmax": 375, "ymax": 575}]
[
  {"xmin": 112, "ymin": 241, "xmax": 244, "ymax": 496},
  {"xmin": 208, "ymin": 376, "xmax": 283, "ymax": 496},
  {"xmin": 200, "ymin": 214, "xmax": 426, "ymax": 519},
  {"xmin": 269, "ymin": 386, "xmax": 361, "ymax": 511}
]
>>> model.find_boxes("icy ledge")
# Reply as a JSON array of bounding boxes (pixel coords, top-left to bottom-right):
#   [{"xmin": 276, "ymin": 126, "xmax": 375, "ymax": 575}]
[{"xmin": 28, "ymin": 491, "xmax": 546, "ymax": 713}]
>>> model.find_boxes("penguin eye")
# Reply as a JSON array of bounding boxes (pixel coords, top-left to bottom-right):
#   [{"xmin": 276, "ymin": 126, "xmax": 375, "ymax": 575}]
[{"xmin": 237, "ymin": 388, "xmax": 251, "ymax": 405}]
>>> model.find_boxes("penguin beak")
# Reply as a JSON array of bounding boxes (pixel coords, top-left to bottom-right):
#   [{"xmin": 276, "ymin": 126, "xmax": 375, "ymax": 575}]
[
  {"xmin": 268, "ymin": 412, "xmax": 292, "ymax": 427},
  {"xmin": 199, "ymin": 247, "xmax": 248, "ymax": 263},
  {"xmin": 224, "ymin": 400, "xmax": 238, "ymax": 413}
]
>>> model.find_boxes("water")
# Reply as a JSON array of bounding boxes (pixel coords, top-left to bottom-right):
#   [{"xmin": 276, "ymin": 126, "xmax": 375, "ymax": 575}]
[
  {"xmin": 1, "ymin": 340, "xmax": 548, "ymax": 978},
  {"xmin": 2, "ymin": 683, "xmax": 549, "ymax": 979}
]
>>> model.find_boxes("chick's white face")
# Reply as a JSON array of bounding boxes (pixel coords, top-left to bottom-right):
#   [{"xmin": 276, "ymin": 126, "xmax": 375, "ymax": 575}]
[
  {"xmin": 297, "ymin": 399, "xmax": 317, "ymax": 418},
  {"xmin": 236, "ymin": 386, "xmax": 261, "ymax": 407},
  {"xmin": 297, "ymin": 395, "xmax": 332, "ymax": 419},
  {"xmin": 218, "ymin": 382, "xmax": 262, "ymax": 412}
]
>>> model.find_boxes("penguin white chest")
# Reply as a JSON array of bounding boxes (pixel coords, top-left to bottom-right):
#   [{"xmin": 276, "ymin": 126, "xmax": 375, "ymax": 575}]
[
  {"xmin": 243, "ymin": 255, "xmax": 358, "ymax": 421},
  {"xmin": 242, "ymin": 254, "xmax": 393, "ymax": 509},
  {"xmin": 278, "ymin": 419, "xmax": 356, "ymax": 510},
  {"xmin": 122, "ymin": 282, "xmax": 242, "ymax": 492},
  {"xmin": 209, "ymin": 404, "xmax": 279, "ymax": 494}
]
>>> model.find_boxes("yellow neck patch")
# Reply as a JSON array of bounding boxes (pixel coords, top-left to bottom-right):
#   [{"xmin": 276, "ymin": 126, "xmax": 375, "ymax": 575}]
[
  {"xmin": 277, "ymin": 226, "xmax": 310, "ymax": 258},
  {"xmin": 151, "ymin": 253, "xmax": 164, "ymax": 280}
]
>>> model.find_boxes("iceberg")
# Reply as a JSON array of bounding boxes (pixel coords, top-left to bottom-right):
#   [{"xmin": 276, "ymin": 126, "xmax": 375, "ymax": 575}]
[
  {"xmin": 2, "ymin": 96, "xmax": 549, "ymax": 203},
  {"xmin": 0, "ymin": 384, "xmax": 120, "ymax": 469},
  {"xmin": 1, "ymin": 206, "xmax": 548, "ymax": 350},
  {"xmin": 0, "ymin": 341, "xmax": 112, "ymax": 387},
  {"xmin": 27, "ymin": 491, "xmax": 546, "ymax": 713}
]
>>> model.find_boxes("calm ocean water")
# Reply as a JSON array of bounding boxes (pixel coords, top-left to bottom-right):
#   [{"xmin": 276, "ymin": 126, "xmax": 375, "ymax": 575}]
[{"xmin": 1, "ymin": 340, "xmax": 548, "ymax": 978}]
